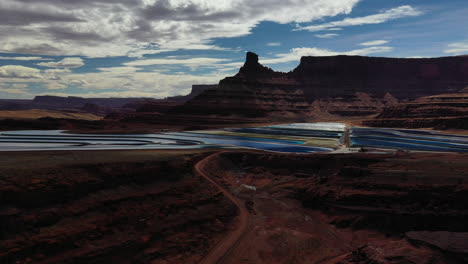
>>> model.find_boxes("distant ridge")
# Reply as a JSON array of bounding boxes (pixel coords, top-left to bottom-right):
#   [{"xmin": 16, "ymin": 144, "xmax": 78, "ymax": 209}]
[
  {"xmin": 165, "ymin": 84, "xmax": 218, "ymax": 102},
  {"xmin": 176, "ymin": 52, "xmax": 468, "ymax": 117}
]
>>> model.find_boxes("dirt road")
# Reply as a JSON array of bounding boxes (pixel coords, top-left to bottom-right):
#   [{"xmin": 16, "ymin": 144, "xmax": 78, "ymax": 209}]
[{"xmin": 195, "ymin": 152, "xmax": 250, "ymax": 264}]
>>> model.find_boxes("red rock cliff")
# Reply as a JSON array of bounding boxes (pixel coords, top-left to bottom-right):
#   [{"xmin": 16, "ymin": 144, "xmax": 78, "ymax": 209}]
[{"xmin": 176, "ymin": 52, "xmax": 468, "ymax": 118}]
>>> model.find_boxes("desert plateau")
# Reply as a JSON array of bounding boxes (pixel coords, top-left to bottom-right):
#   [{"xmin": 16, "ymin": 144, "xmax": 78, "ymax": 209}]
[{"xmin": 1, "ymin": 0, "xmax": 468, "ymax": 263}]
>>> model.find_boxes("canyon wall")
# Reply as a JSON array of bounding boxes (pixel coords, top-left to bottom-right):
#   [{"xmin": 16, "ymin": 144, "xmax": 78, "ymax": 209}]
[
  {"xmin": 364, "ymin": 91, "xmax": 468, "ymax": 129},
  {"xmin": 177, "ymin": 52, "xmax": 468, "ymax": 117}
]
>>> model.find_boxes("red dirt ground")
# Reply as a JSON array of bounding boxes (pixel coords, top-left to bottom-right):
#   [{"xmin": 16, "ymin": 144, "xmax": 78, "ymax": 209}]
[{"xmin": 197, "ymin": 151, "xmax": 468, "ymax": 264}]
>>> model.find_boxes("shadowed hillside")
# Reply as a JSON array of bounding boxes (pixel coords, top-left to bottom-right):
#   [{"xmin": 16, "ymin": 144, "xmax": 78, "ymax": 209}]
[{"xmin": 176, "ymin": 52, "xmax": 468, "ymax": 118}]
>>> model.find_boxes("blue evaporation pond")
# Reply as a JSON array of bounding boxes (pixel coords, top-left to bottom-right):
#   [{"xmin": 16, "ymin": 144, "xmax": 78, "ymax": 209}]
[
  {"xmin": 0, "ymin": 143, "xmax": 216, "ymax": 152},
  {"xmin": 0, "ymin": 142, "xmax": 80, "ymax": 149},
  {"xmin": 391, "ymin": 129, "xmax": 468, "ymax": 138},
  {"xmin": 351, "ymin": 138, "xmax": 468, "ymax": 152},
  {"xmin": 267, "ymin": 123, "xmax": 346, "ymax": 132},
  {"xmin": 351, "ymin": 126, "xmax": 468, "ymax": 152},
  {"xmin": 0, "ymin": 131, "xmax": 192, "ymax": 145},
  {"xmin": 0, "ymin": 139, "xmax": 150, "ymax": 145},
  {"xmin": 0, "ymin": 130, "xmax": 333, "ymax": 153},
  {"xmin": 229, "ymin": 128, "xmax": 342, "ymax": 138},
  {"xmin": 157, "ymin": 133, "xmax": 332, "ymax": 153},
  {"xmin": 173, "ymin": 132, "xmax": 306, "ymax": 145},
  {"xmin": 1, "ymin": 130, "xmax": 67, "ymax": 136},
  {"xmin": 353, "ymin": 135, "xmax": 468, "ymax": 150},
  {"xmin": 351, "ymin": 128, "xmax": 468, "ymax": 144}
]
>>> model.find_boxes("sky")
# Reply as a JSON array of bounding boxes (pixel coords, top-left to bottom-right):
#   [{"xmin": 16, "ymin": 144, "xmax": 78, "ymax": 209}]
[{"xmin": 0, "ymin": 0, "xmax": 467, "ymax": 99}]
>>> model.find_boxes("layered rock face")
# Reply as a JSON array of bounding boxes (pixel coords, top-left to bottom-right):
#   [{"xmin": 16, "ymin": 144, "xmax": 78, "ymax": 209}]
[
  {"xmin": 178, "ymin": 52, "xmax": 468, "ymax": 117},
  {"xmin": 176, "ymin": 53, "xmax": 305, "ymax": 117},
  {"xmin": 177, "ymin": 52, "xmax": 308, "ymax": 117},
  {"xmin": 178, "ymin": 79, "xmax": 309, "ymax": 117},
  {"xmin": 311, "ymin": 92, "xmax": 399, "ymax": 116},
  {"xmin": 365, "ymin": 90, "xmax": 468, "ymax": 129}
]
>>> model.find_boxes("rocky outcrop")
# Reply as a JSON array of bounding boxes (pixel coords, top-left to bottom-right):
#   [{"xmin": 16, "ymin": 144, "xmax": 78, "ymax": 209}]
[
  {"xmin": 406, "ymin": 231, "xmax": 468, "ymax": 257},
  {"xmin": 365, "ymin": 91, "xmax": 468, "ymax": 129},
  {"xmin": 236, "ymin": 52, "xmax": 284, "ymax": 80},
  {"xmin": 175, "ymin": 52, "xmax": 306, "ymax": 117},
  {"xmin": 176, "ymin": 79, "xmax": 309, "ymax": 117},
  {"xmin": 176, "ymin": 52, "xmax": 468, "ymax": 118},
  {"xmin": 311, "ymin": 92, "xmax": 397, "ymax": 116}
]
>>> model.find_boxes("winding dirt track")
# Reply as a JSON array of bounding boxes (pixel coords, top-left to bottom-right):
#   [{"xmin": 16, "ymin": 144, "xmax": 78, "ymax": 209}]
[{"xmin": 195, "ymin": 152, "xmax": 250, "ymax": 264}]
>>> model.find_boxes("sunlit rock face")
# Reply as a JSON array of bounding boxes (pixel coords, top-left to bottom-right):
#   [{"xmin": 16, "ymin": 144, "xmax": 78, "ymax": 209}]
[{"xmin": 177, "ymin": 52, "xmax": 468, "ymax": 118}]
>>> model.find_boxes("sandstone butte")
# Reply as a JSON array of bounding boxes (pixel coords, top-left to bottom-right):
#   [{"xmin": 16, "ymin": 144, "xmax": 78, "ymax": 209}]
[{"xmin": 176, "ymin": 52, "xmax": 468, "ymax": 118}]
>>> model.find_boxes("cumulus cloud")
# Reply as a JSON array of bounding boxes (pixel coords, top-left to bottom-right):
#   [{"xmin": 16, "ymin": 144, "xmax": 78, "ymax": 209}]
[
  {"xmin": 0, "ymin": 0, "xmax": 361, "ymax": 57},
  {"xmin": 0, "ymin": 1, "xmax": 82, "ymax": 26},
  {"xmin": 0, "ymin": 65, "xmax": 42, "ymax": 78},
  {"xmin": 37, "ymin": 57, "xmax": 85, "ymax": 68},
  {"xmin": 124, "ymin": 57, "xmax": 230, "ymax": 67},
  {"xmin": 360, "ymin": 40, "xmax": 389, "ymax": 46},
  {"xmin": 11, "ymin": 83, "xmax": 28, "ymax": 89},
  {"xmin": 47, "ymin": 82, "xmax": 67, "ymax": 90},
  {"xmin": 315, "ymin": 33, "xmax": 339, "ymax": 39},
  {"xmin": 43, "ymin": 68, "xmax": 72, "ymax": 80},
  {"xmin": 53, "ymin": 67, "xmax": 227, "ymax": 98},
  {"xmin": 0, "ymin": 56, "xmax": 51, "ymax": 61},
  {"xmin": 0, "ymin": 43, "xmax": 395, "ymax": 99},
  {"xmin": 444, "ymin": 42, "xmax": 468, "ymax": 54},
  {"xmin": 297, "ymin": 5, "xmax": 423, "ymax": 32},
  {"xmin": 0, "ymin": 83, "xmax": 32, "ymax": 98},
  {"xmin": 267, "ymin": 42, "xmax": 281, "ymax": 47},
  {"xmin": 261, "ymin": 46, "xmax": 393, "ymax": 65},
  {"xmin": 0, "ymin": 62, "xmax": 228, "ymax": 98},
  {"xmin": 1, "ymin": 88, "xmax": 31, "ymax": 95},
  {"xmin": 0, "ymin": 65, "xmax": 72, "ymax": 81},
  {"xmin": 2, "ymin": 1, "xmax": 432, "ymax": 99}
]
